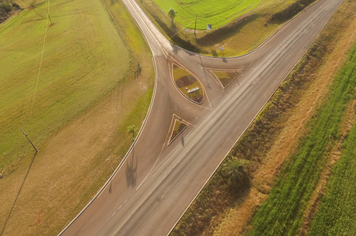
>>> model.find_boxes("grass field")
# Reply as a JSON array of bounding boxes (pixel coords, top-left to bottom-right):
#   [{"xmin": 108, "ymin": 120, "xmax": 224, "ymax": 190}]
[
  {"xmin": 142, "ymin": 0, "xmax": 315, "ymax": 56},
  {"xmin": 0, "ymin": 0, "xmax": 130, "ymax": 171},
  {"xmin": 308, "ymin": 50, "xmax": 356, "ymax": 236},
  {"xmin": 0, "ymin": 0, "xmax": 154, "ymax": 235},
  {"xmin": 152, "ymin": 0, "xmax": 262, "ymax": 30},
  {"xmin": 248, "ymin": 30, "xmax": 356, "ymax": 236}
]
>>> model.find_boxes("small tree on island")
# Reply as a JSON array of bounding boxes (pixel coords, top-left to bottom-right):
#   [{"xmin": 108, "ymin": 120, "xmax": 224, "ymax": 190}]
[{"xmin": 168, "ymin": 8, "xmax": 177, "ymax": 24}]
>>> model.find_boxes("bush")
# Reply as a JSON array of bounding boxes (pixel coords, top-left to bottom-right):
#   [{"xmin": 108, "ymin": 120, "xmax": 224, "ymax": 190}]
[{"xmin": 0, "ymin": 2, "xmax": 13, "ymax": 14}]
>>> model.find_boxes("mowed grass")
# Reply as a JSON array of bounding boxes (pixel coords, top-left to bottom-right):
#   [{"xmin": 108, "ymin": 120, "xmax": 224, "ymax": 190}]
[
  {"xmin": 0, "ymin": 0, "xmax": 129, "ymax": 171},
  {"xmin": 152, "ymin": 0, "xmax": 261, "ymax": 30},
  {"xmin": 248, "ymin": 36, "xmax": 356, "ymax": 236}
]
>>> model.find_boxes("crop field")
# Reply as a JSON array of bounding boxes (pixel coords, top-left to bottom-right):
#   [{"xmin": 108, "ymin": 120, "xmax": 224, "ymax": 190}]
[
  {"xmin": 309, "ymin": 118, "xmax": 356, "ymax": 235},
  {"xmin": 152, "ymin": 0, "xmax": 262, "ymax": 30},
  {"xmin": 308, "ymin": 49, "xmax": 356, "ymax": 236},
  {"xmin": 0, "ymin": 0, "xmax": 129, "ymax": 170},
  {"xmin": 248, "ymin": 37, "xmax": 356, "ymax": 236},
  {"xmin": 144, "ymin": 0, "xmax": 313, "ymax": 56}
]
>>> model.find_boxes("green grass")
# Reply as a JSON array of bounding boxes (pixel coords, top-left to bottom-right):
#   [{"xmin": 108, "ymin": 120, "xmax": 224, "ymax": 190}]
[
  {"xmin": 152, "ymin": 0, "xmax": 262, "ymax": 30},
  {"xmin": 0, "ymin": 0, "xmax": 130, "ymax": 171},
  {"xmin": 308, "ymin": 119, "xmax": 356, "ymax": 235},
  {"xmin": 142, "ymin": 0, "xmax": 314, "ymax": 57},
  {"xmin": 308, "ymin": 66, "xmax": 356, "ymax": 235},
  {"xmin": 248, "ymin": 37, "xmax": 356, "ymax": 236}
]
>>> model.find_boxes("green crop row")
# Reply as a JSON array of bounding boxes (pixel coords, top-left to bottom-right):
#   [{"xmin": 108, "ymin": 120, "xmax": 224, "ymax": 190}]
[
  {"xmin": 308, "ymin": 52, "xmax": 356, "ymax": 236},
  {"xmin": 248, "ymin": 38, "xmax": 356, "ymax": 236}
]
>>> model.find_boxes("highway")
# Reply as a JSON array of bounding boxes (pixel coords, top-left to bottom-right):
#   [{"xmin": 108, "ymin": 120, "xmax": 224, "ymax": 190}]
[{"xmin": 60, "ymin": 0, "xmax": 344, "ymax": 235}]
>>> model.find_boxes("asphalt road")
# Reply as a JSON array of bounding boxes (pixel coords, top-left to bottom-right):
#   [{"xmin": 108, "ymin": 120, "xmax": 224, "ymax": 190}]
[{"xmin": 60, "ymin": 0, "xmax": 344, "ymax": 235}]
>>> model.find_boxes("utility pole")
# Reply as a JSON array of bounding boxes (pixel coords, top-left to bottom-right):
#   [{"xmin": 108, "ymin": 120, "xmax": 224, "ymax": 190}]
[
  {"xmin": 194, "ymin": 14, "xmax": 197, "ymax": 38},
  {"xmin": 19, "ymin": 126, "xmax": 38, "ymax": 153}
]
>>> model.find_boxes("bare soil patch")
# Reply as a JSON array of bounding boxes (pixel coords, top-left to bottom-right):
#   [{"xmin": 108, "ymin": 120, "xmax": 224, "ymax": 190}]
[{"xmin": 175, "ymin": 75, "xmax": 196, "ymax": 88}]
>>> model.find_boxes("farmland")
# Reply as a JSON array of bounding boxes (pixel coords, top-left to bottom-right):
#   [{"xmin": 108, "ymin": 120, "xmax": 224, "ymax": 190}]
[
  {"xmin": 0, "ymin": 0, "xmax": 129, "ymax": 170},
  {"xmin": 308, "ymin": 52, "xmax": 356, "ymax": 235},
  {"xmin": 143, "ymin": 0, "xmax": 318, "ymax": 56},
  {"xmin": 0, "ymin": 0, "xmax": 154, "ymax": 235},
  {"xmin": 152, "ymin": 0, "xmax": 261, "ymax": 30},
  {"xmin": 248, "ymin": 32, "xmax": 356, "ymax": 236}
]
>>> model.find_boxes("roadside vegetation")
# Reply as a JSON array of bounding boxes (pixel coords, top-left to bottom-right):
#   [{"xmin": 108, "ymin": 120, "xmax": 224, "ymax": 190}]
[
  {"xmin": 0, "ymin": 0, "xmax": 153, "ymax": 235},
  {"xmin": 139, "ymin": 0, "xmax": 318, "ymax": 56},
  {"xmin": 170, "ymin": 1, "xmax": 356, "ymax": 235}
]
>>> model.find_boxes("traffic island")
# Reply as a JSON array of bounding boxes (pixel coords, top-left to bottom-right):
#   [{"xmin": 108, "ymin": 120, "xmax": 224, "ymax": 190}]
[
  {"xmin": 173, "ymin": 64, "xmax": 204, "ymax": 104},
  {"xmin": 168, "ymin": 115, "xmax": 188, "ymax": 145}
]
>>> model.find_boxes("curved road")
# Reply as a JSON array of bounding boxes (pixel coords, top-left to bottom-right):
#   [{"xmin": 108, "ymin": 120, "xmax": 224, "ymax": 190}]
[{"xmin": 61, "ymin": 0, "xmax": 344, "ymax": 235}]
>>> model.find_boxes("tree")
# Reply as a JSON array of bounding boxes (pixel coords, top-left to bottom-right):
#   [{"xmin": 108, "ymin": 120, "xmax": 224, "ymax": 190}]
[
  {"xmin": 224, "ymin": 157, "xmax": 250, "ymax": 192},
  {"xmin": 0, "ymin": 1, "xmax": 13, "ymax": 23},
  {"xmin": 127, "ymin": 125, "xmax": 137, "ymax": 142},
  {"xmin": 168, "ymin": 8, "xmax": 176, "ymax": 24}
]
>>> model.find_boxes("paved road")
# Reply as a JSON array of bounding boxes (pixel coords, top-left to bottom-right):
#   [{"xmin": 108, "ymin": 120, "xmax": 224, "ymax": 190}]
[{"xmin": 61, "ymin": 0, "xmax": 344, "ymax": 235}]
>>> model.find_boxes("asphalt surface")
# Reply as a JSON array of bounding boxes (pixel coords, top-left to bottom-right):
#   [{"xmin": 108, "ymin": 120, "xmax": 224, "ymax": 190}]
[{"xmin": 61, "ymin": 0, "xmax": 345, "ymax": 235}]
